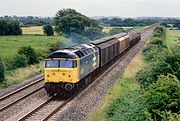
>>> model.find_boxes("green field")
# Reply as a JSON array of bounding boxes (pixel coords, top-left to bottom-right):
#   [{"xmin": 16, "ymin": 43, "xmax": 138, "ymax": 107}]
[
  {"xmin": 0, "ymin": 35, "xmax": 69, "ymax": 58},
  {"xmin": 166, "ymin": 29, "xmax": 180, "ymax": 47}
]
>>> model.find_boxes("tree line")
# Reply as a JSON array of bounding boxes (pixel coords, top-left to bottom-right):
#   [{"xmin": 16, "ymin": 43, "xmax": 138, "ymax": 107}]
[
  {"xmin": 0, "ymin": 16, "xmax": 53, "ymax": 26},
  {"xmin": 97, "ymin": 17, "xmax": 159, "ymax": 27},
  {"xmin": 0, "ymin": 20, "xmax": 22, "ymax": 35}
]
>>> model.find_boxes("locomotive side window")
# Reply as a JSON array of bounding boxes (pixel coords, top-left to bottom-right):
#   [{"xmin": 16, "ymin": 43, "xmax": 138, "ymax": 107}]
[{"xmin": 46, "ymin": 60, "xmax": 59, "ymax": 68}]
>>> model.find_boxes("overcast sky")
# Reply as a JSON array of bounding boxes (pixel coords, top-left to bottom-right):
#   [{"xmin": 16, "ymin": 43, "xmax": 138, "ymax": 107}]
[{"xmin": 0, "ymin": 0, "xmax": 180, "ymax": 17}]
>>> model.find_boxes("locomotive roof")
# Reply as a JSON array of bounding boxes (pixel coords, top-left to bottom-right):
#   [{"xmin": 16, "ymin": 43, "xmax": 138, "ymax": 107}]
[
  {"xmin": 47, "ymin": 50, "xmax": 79, "ymax": 59},
  {"xmin": 47, "ymin": 44, "xmax": 98, "ymax": 59},
  {"xmin": 90, "ymin": 32, "xmax": 127, "ymax": 45}
]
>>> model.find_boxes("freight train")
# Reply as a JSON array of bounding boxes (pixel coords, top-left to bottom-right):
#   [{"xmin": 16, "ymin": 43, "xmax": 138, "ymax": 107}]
[{"xmin": 44, "ymin": 30, "xmax": 141, "ymax": 96}]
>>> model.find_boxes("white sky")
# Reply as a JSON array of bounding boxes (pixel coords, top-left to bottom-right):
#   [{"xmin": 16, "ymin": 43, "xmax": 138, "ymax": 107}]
[{"xmin": 0, "ymin": 0, "xmax": 180, "ymax": 17}]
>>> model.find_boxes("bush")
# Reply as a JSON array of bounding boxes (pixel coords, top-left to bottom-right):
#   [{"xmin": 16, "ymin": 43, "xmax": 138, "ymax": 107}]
[
  {"xmin": 0, "ymin": 57, "xmax": 5, "ymax": 82},
  {"xmin": 143, "ymin": 44, "xmax": 165, "ymax": 61},
  {"xmin": 7, "ymin": 54, "xmax": 28, "ymax": 70},
  {"xmin": 43, "ymin": 25, "xmax": 54, "ymax": 36},
  {"xmin": 136, "ymin": 59, "xmax": 175, "ymax": 89},
  {"xmin": 144, "ymin": 74, "xmax": 180, "ymax": 120},
  {"xmin": 18, "ymin": 46, "xmax": 39, "ymax": 65}
]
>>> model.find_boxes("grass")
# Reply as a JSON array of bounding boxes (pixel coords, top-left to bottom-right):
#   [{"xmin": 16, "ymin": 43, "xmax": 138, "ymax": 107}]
[
  {"xmin": 88, "ymin": 52, "xmax": 145, "ymax": 121},
  {"xmin": 166, "ymin": 29, "xmax": 180, "ymax": 47},
  {"xmin": 0, "ymin": 35, "xmax": 70, "ymax": 58},
  {"xmin": 0, "ymin": 62, "xmax": 44, "ymax": 89},
  {"xmin": 22, "ymin": 26, "xmax": 44, "ymax": 35}
]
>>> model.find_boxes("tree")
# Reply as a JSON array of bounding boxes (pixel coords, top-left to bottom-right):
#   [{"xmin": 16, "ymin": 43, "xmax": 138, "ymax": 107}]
[
  {"xmin": 0, "ymin": 20, "xmax": 22, "ymax": 36},
  {"xmin": 54, "ymin": 9, "xmax": 99, "ymax": 35},
  {"xmin": 0, "ymin": 57, "xmax": 5, "ymax": 82},
  {"xmin": 43, "ymin": 25, "xmax": 54, "ymax": 36},
  {"xmin": 18, "ymin": 46, "xmax": 39, "ymax": 65}
]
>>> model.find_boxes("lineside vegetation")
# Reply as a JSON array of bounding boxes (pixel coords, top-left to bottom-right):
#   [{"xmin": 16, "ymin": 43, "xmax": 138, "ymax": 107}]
[{"xmin": 90, "ymin": 26, "xmax": 180, "ymax": 121}]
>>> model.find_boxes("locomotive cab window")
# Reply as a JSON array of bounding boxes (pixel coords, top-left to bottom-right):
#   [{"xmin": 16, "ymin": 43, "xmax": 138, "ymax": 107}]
[
  {"xmin": 46, "ymin": 60, "xmax": 59, "ymax": 68},
  {"xmin": 45, "ymin": 60, "xmax": 77, "ymax": 68},
  {"xmin": 60, "ymin": 60, "xmax": 77, "ymax": 68}
]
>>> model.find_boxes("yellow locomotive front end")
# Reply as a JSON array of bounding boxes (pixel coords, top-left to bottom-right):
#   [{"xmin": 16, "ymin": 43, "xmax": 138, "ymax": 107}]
[
  {"xmin": 45, "ymin": 59, "xmax": 79, "ymax": 84},
  {"xmin": 44, "ymin": 50, "xmax": 80, "ymax": 96}
]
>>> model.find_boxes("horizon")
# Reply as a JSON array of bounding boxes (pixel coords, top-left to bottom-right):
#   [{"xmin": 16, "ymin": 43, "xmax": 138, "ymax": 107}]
[{"xmin": 1, "ymin": 0, "xmax": 180, "ymax": 18}]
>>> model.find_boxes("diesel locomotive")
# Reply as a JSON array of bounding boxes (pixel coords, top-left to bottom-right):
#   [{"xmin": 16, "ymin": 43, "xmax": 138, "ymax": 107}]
[{"xmin": 44, "ymin": 30, "xmax": 141, "ymax": 96}]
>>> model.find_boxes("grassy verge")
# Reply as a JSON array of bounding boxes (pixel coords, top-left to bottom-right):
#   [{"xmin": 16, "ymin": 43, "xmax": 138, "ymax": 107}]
[
  {"xmin": 0, "ymin": 62, "xmax": 44, "ymax": 89},
  {"xmin": 89, "ymin": 52, "xmax": 145, "ymax": 121}
]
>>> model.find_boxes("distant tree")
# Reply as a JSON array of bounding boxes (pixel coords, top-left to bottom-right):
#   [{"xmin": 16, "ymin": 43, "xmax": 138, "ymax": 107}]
[
  {"xmin": 109, "ymin": 18, "xmax": 123, "ymax": 26},
  {"xmin": 43, "ymin": 25, "xmax": 54, "ymax": 36},
  {"xmin": 0, "ymin": 20, "xmax": 22, "ymax": 36},
  {"xmin": 18, "ymin": 46, "xmax": 39, "ymax": 65},
  {"xmin": 0, "ymin": 57, "xmax": 5, "ymax": 82}
]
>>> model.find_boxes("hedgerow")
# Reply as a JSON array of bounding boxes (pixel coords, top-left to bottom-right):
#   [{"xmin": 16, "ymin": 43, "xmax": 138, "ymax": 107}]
[{"xmin": 136, "ymin": 26, "xmax": 180, "ymax": 120}]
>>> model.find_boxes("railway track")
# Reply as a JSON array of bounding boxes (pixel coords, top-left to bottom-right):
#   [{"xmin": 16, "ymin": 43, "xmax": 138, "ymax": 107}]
[
  {"xmin": 16, "ymin": 25, "xmax": 156, "ymax": 121},
  {"xmin": 0, "ymin": 76, "xmax": 44, "ymax": 112},
  {"xmin": 17, "ymin": 88, "xmax": 83, "ymax": 121}
]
